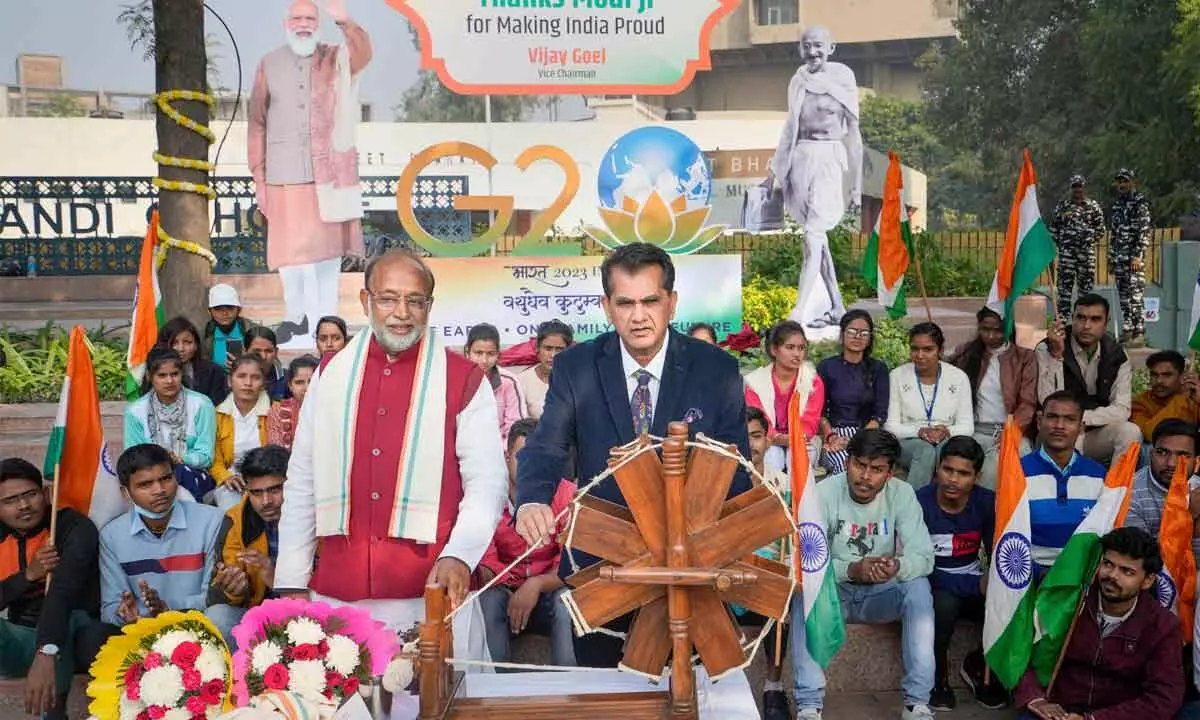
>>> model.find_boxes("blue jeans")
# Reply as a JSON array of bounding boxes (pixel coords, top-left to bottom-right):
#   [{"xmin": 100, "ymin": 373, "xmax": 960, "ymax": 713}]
[
  {"xmin": 206, "ymin": 604, "xmax": 247, "ymax": 652},
  {"xmin": 790, "ymin": 577, "xmax": 935, "ymax": 709},
  {"xmin": 479, "ymin": 585, "xmax": 576, "ymax": 668}
]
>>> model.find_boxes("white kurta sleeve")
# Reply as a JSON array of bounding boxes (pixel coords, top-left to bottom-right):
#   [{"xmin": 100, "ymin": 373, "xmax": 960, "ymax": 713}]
[
  {"xmin": 275, "ymin": 369, "xmax": 321, "ymax": 591},
  {"xmin": 441, "ymin": 381, "xmax": 508, "ymax": 570}
]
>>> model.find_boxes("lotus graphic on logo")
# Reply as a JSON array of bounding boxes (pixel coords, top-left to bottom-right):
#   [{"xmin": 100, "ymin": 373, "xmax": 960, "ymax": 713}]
[{"xmin": 585, "ymin": 126, "xmax": 725, "ymax": 255}]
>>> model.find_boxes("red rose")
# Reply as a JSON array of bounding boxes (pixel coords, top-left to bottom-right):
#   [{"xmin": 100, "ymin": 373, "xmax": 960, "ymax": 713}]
[
  {"xmin": 192, "ymin": 714, "xmax": 208, "ymax": 720},
  {"xmin": 171, "ymin": 641, "xmax": 202, "ymax": 668},
  {"xmin": 291, "ymin": 643, "xmax": 319, "ymax": 662},
  {"xmin": 200, "ymin": 679, "xmax": 225, "ymax": 705},
  {"xmin": 147, "ymin": 706, "xmax": 167, "ymax": 720},
  {"xmin": 317, "ymin": 640, "xmax": 330, "ymax": 658},
  {"xmin": 144, "ymin": 652, "xmax": 164, "ymax": 670},
  {"xmin": 341, "ymin": 676, "xmax": 359, "ymax": 696},
  {"xmin": 182, "ymin": 668, "xmax": 202, "ymax": 692},
  {"xmin": 126, "ymin": 682, "xmax": 141, "ymax": 702},
  {"xmin": 137, "ymin": 712, "xmax": 151, "ymax": 720},
  {"xmin": 323, "ymin": 689, "xmax": 335, "ymax": 701},
  {"xmin": 263, "ymin": 663, "xmax": 290, "ymax": 691},
  {"xmin": 324, "ymin": 671, "xmax": 344, "ymax": 691},
  {"xmin": 186, "ymin": 695, "xmax": 207, "ymax": 715}
]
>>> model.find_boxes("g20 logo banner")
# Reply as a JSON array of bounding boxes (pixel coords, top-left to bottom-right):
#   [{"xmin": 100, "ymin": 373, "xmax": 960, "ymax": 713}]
[
  {"xmin": 386, "ymin": 0, "xmax": 740, "ymax": 95},
  {"xmin": 396, "ymin": 126, "xmax": 727, "ymax": 258}
]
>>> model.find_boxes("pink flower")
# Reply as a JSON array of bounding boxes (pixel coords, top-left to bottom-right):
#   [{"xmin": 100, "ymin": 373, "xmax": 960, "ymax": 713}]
[
  {"xmin": 124, "ymin": 662, "xmax": 146, "ymax": 687},
  {"xmin": 171, "ymin": 641, "xmax": 202, "ymax": 669},
  {"xmin": 317, "ymin": 640, "xmax": 330, "ymax": 658},
  {"xmin": 147, "ymin": 706, "xmax": 167, "ymax": 720},
  {"xmin": 186, "ymin": 695, "xmax": 207, "ymax": 715},
  {"xmin": 291, "ymin": 643, "xmax": 320, "ymax": 662},
  {"xmin": 182, "ymin": 668, "xmax": 202, "ymax": 692},
  {"xmin": 137, "ymin": 712, "xmax": 150, "ymax": 720},
  {"xmin": 263, "ymin": 663, "xmax": 290, "ymax": 691},
  {"xmin": 200, "ymin": 679, "xmax": 225, "ymax": 705},
  {"xmin": 342, "ymin": 676, "xmax": 359, "ymax": 696},
  {"xmin": 144, "ymin": 652, "xmax": 165, "ymax": 670}
]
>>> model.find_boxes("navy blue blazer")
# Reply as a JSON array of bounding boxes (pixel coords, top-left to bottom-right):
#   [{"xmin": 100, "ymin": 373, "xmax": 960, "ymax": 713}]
[{"xmin": 516, "ymin": 329, "xmax": 752, "ymax": 513}]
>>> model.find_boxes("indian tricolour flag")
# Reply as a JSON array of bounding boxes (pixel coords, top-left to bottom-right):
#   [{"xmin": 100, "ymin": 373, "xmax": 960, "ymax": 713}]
[
  {"xmin": 1030, "ymin": 442, "xmax": 1140, "ymax": 685},
  {"xmin": 983, "ymin": 417, "xmax": 1036, "ymax": 689},
  {"xmin": 860, "ymin": 151, "xmax": 913, "ymax": 319},
  {"xmin": 788, "ymin": 392, "xmax": 844, "ymax": 667},
  {"xmin": 987, "ymin": 150, "xmax": 1057, "ymax": 335},
  {"xmin": 1189, "ymin": 268, "xmax": 1200, "ymax": 351},
  {"xmin": 1157, "ymin": 458, "xmax": 1197, "ymax": 640},
  {"xmin": 43, "ymin": 326, "xmax": 125, "ymax": 528},
  {"xmin": 125, "ymin": 211, "xmax": 164, "ymax": 399}
]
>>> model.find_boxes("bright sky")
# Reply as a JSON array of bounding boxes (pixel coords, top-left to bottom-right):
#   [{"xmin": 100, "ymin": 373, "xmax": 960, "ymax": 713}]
[{"xmin": 1, "ymin": 0, "xmax": 422, "ymax": 114}]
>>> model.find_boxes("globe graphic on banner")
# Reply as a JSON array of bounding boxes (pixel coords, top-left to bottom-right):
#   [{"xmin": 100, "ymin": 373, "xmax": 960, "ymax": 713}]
[{"xmin": 597, "ymin": 127, "xmax": 712, "ymax": 214}]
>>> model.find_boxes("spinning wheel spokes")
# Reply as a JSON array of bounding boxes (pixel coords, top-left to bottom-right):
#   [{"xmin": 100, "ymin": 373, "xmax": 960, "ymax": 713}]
[{"xmin": 564, "ymin": 422, "xmax": 796, "ymax": 702}]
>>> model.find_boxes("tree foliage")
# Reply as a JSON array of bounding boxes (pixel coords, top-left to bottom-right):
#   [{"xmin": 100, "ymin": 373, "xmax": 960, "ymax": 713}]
[
  {"xmin": 395, "ymin": 70, "xmax": 542, "ymax": 122},
  {"xmin": 394, "ymin": 24, "xmax": 542, "ymax": 122},
  {"xmin": 32, "ymin": 93, "xmax": 88, "ymax": 118},
  {"xmin": 925, "ymin": 0, "xmax": 1200, "ymax": 226}
]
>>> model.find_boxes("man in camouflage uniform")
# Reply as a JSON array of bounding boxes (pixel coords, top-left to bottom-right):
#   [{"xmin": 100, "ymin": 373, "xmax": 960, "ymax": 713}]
[
  {"xmin": 1109, "ymin": 168, "xmax": 1153, "ymax": 345},
  {"xmin": 1050, "ymin": 174, "xmax": 1105, "ymax": 319}
]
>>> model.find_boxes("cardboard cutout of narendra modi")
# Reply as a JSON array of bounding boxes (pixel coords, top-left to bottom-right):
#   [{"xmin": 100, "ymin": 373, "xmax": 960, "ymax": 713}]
[
  {"xmin": 768, "ymin": 26, "xmax": 863, "ymax": 332},
  {"xmin": 248, "ymin": 0, "xmax": 372, "ymax": 349}
]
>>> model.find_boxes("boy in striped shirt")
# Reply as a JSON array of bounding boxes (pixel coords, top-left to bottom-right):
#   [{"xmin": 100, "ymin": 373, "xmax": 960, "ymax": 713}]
[
  {"xmin": 98, "ymin": 444, "xmax": 224, "ymax": 626},
  {"xmin": 1023, "ymin": 391, "xmax": 1106, "ymax": 576}
]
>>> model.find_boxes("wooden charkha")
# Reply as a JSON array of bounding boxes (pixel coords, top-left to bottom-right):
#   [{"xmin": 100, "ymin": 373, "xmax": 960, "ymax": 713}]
[{"xmin": 417, "ymin": 421, "xmax": 795, "ymax": 719}]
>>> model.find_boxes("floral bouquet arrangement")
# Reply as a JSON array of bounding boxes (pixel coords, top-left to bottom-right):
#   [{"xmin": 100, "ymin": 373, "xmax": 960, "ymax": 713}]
[
  {"xmin": 87, "ymin": 611, "xmax": 233, "ymax": 720},
  {"xmin": 230, "ymin": 598, "xmax": 401, "ymax": 709}
]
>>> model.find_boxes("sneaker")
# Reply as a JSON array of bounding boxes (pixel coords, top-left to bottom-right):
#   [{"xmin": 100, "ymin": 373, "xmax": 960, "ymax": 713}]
[
  {"xmin": 762, "ymin": 690, "xmax": 791, "ymax": 720},
  {"xmin": 929, "ymin": 683, "xmax": 956, "ymax": 712},
  {"xmin": 901, "ymin": 704, "xmax": 935, "ymax": 720},
  {"xmin": 797, "ymin": 709, "xmax": 823, "ymax": 720},
  {"xmin": 959, "ymin": 657, "xmax": 1008, "ymax": 710}
]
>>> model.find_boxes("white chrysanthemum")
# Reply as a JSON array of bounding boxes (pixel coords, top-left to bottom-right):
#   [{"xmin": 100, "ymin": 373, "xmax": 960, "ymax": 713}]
[
  {"xmin": 285, "ymin": 617, "xmax": 326, "ymax": 646},
  {"xmin": 324, "ymin": 634, "xmax": 361, "ymax": 676},
  {"xmin": 151, "ymin": 629, "xmax": 200, "ymax": 658},
  {"xmin": 118, "ymin": 692, "xmax": 145, "ymax": 719},
  {"xmin": 287, "ymin": 660, "xmax": 327, "ymax": 700},
  {"xmin": 139, "ymin": 665, "xmax": 185, "ymax": 708},
  {"xmin": 250, "ymin": 640, "xmax": 284, "ymax": 675},
  {"xmin": 163, "ymin": 709, "xmax": 191, "ymax": 720},
  {"xmin": 195, "ymin": 643, "xmax": 227, "ymax": 683},
  {"xmin": 381, "ymin": 657, "xmax": 414, "ymax": 694}
]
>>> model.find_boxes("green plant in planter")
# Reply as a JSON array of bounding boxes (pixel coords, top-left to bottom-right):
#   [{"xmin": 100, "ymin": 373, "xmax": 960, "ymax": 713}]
[{"xmin": 0, "ymin": 324, "xmax": 128, "ymax": 403}]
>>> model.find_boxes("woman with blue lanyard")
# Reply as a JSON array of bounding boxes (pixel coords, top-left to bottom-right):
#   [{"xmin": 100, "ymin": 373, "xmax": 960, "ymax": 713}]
[{"xmin": 884, "ymin": 322, "xmax": 975, "ymax": 488}]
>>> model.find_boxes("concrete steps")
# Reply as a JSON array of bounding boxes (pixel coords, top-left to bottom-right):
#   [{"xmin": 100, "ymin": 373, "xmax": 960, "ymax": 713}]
[{"xmin": 0, "ymin": 402, "xmax": 125, "ymax": 467}]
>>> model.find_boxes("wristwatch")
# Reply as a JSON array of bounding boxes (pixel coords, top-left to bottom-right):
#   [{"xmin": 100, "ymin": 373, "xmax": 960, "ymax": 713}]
[{"xmin": 37, "ymin": 644, "xmax": 60, "ymax": 658}]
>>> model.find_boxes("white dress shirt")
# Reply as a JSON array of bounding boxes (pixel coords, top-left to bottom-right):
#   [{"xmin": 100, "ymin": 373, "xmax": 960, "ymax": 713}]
[{"xmin": 620, "ymin": 335, "xmax": 670, "ymax": 422}]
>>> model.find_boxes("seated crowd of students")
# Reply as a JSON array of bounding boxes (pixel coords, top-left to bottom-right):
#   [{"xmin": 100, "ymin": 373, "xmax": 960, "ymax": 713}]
[{"xmin": 3, "ymin": 288, "xmax": 1200, "ymax": 719}]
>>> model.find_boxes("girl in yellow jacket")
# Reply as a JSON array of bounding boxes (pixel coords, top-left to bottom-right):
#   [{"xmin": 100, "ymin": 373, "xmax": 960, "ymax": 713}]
[{"xmin": 210, "ymin": 355, "xmax": 273, "ymax": 510}]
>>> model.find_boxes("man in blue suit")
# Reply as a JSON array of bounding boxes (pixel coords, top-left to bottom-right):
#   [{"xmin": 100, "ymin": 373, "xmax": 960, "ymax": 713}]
[{"xmin": 515, "ymin": 242, "xmax": 752, "ymax": 667}]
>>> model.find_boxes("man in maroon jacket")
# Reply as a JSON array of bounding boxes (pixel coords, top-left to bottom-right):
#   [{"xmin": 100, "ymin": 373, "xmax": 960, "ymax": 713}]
[{"xmin": 1015, "ymin": 527, "xmax": 1184, "ymax": 720}]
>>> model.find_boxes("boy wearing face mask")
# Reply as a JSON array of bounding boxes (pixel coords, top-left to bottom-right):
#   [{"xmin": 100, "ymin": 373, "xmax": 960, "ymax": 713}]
[{"xmin": 98, "ymin": 445, "xmax": 222, "ymax": 628}]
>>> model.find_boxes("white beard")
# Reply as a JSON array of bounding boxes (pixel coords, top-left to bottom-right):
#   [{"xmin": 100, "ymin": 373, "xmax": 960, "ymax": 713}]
[
  {"xmin": 287, "ymin": 31, "xmax": 317, "ymax": 58},
  {"xmin": 371, "ymin": 320, "xmax": 423, "ymax": 355}
]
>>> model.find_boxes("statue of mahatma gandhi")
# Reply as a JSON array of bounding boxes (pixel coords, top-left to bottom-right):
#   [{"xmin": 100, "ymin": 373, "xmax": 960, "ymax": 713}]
[{"xmin": 768, "ymin": 26, "xmax": 864, "ymax": 331}]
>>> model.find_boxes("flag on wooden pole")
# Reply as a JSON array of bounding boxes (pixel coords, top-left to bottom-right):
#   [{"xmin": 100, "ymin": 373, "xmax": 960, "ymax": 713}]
[
  {"xmin": 125, "ymin": 211, "xmax": 164, "ymax": 400},
  {"xmin": 861, "ymin": 151, "xmax": 913, "ymax": 319},
  {"xmin": 1030, "ymin": 442, "xmax": 1140, "ymax": 684},
  {"xmin": 987, "ymin": 150, "xmax": 1057, "ymax": 336},
  {"xmin": 42, "ymin": 326, "xmax": 125, "ymax": 528},
  {"xmin": 1188, "ymin": 267, "xmax": 1200, "ymax": 351},
  {"xmin": 983, "ymin": 417, "xmax": 1036, "ymax": 689},
  {"xmin": 1157, "ymin": 458, "xmax": 1197, "ymax": 640}
]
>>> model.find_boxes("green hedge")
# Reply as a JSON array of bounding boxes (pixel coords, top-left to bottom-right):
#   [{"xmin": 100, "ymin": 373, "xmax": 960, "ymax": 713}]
[{"xmin": 0, "ymin": 325, "xmax": 128, "ymax": 403}]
